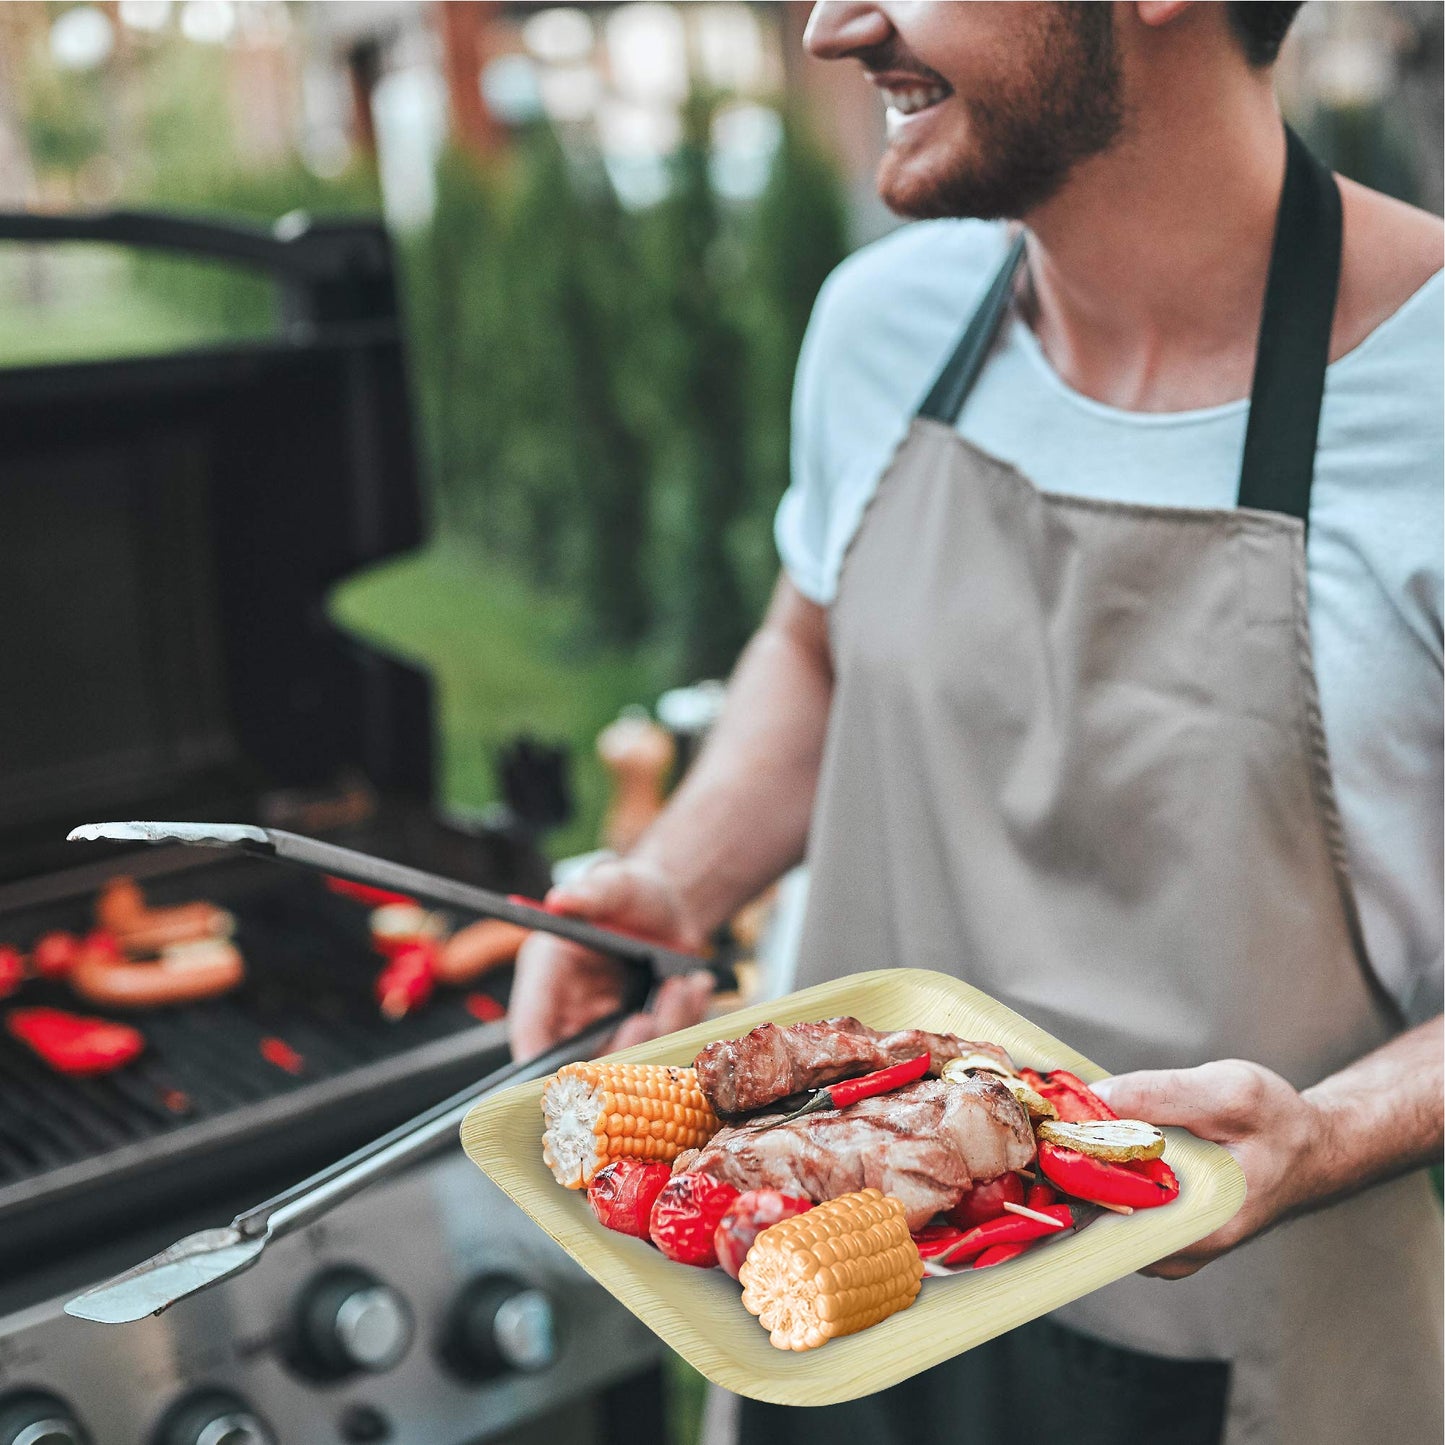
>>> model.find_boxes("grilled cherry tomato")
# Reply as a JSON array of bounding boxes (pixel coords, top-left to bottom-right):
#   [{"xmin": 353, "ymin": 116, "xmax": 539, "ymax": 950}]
[
  {"xmin": 714, "ymin": 1188, "xmax": 813, "ymax": 1280},
  {"xmin": 649, "ymin": 1171, "xmax": 740, "ymax": 1268},
  {"xmin": 588, "ymin": 1158, "xmax": 674, "ymax": 1241}
]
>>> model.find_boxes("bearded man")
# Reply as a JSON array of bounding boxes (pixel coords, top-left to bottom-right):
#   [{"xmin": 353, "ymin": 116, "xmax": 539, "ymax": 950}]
[{"xmin": 513, "ymin": 5, "xmax": 1444, "ymax": 1441}]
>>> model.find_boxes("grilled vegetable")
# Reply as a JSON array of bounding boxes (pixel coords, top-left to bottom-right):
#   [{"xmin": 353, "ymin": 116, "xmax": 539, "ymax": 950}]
[
  {"xmin": 1037, "ymin": 1142, "xmax": 1180, "ymax": 1210},
  {"xmin": 757, "ymin": 1050, "xmax": 931, "ymax": 1130},
  {"xmin": 1036, "ymin": 1119, "xmax": 1166, "ymax": 1163},
  {"xmin": 648, "ymin": 1171, "xmax": 739, "ymax": 1267},
  {"xmin": 945, "ymin": 1171, "xmax": 1026, "ymax": 1230},
  {"xmin": 588, "ymin": 1158, "xmax": 674, "ymax": 1241},
  {"xmin": 0, "ymin": 947, "xmax": 23, "ymax": 999},
  {"xmin": 1018, "ymin": 1067, "xmax": 1117, "ymax": 1123},
  {"xmin": 930, "ymin": 1202, "xmax": 1074, "ymax": 1266},
  {"xmin": 375, "ymin": 941, "xmax": 437, "ymax": 1020},
  {"xmin": 541, "ymin": 1061, "xmax": 719, "ymax": 1189},
  {"xmin": 738, "ymin": 1189, "xmax": 924, "ymax": 1352},
  {"xmin": 714, "ymin": 1188, "xmax": 813, "ymax": 1280},
  {"xmin": 8, "ymin": 1006, "xmax": 145, "ymax": 1075},
  {"xmin": 973, "ymin": 1240, "xmax": 1034, "ymax": 1269},
  {"xmin": 32, "ymin": 931, "xmax": 81, "ymax": 979}
]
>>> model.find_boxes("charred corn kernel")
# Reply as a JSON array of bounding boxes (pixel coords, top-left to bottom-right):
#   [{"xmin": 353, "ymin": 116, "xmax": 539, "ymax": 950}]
[
  {"xmin": 738, "ymin": 1189, "xmax": 924, "ymax": 1351},
  {"xmin": 541, "ymin": 1061, "xmax": 719, "ymax": 1188},
  {"xmin": 1036, "ymin": 1118, "xmax": 1166, "ymax": 1162}
]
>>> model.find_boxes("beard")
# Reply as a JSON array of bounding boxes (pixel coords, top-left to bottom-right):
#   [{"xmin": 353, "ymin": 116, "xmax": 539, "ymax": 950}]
[{"xmin": 877, "ymin": 6, "xmax": 1125, "ymax": 221}]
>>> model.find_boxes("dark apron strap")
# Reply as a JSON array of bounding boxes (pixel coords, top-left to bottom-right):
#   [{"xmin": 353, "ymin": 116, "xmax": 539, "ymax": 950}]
[{"xmin": 917, "ymin": 127, "xmax": 1342, "ymax": 528}]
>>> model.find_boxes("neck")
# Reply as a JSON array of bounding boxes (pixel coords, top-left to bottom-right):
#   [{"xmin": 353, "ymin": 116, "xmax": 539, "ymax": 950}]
[{"xmin": 1020, "ymin": 63, "xmax": 1285, "ymax": 412}]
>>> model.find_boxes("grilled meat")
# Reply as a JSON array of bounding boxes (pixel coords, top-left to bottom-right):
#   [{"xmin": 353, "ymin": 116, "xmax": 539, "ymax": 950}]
[
  {"xmin": 693, "ymin": 1016, "xmax": 1014, "ymax": 1118},
  {"xmin": 672, "ymin": 1074, "xmax": 1034, "ymax": 1230}
]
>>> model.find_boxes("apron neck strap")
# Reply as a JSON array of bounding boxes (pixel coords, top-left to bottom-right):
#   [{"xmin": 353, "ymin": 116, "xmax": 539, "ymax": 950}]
[{"xmin": 915, "ymin": 126, "xmax": 1343, "ymax": 528}]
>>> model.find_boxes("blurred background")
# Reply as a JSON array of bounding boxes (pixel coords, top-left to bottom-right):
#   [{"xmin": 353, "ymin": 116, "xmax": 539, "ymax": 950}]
[{"xmin": 1, "ymin": 0, "xmax": 1441, "ymax": 862}]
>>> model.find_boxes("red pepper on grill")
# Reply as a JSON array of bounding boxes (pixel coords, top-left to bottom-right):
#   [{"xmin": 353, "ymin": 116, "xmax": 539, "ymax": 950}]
[
  {"xmin": 0, "ymin": 947, "xmax": 24, "ymax": 999},
  {"xmin": 259, "ymin": 1036, "xmax": 306, "ymax": 1075},
  {"xmin": 1037, "ymin": 1141, "xmax": 1180, "ymax": 1210},
  {"xmin": 463, "ymin": 991, "xmax": 506, "ymax": 1023},
  {"xmin": 945, "ymin": 1171, "xmax": 1026, "ymax": 1230},
  {"xmin": 1018, "ymin": 1067, "xmax": 1118, "ymax": 1123},
  {"xmin": 32, "ymin": 931, "xmax": 82, "ymax": 979},
  {"xmin": 376, "ymin": 941, "xmax": 437, "ymax": 1021},
  {"xmin": 323, "ymin": 876, "xmax": 418, "ymax": 910},
  {"xmin": 973, "ymin": 1240, "xmax": 1035, "ymax": 1269},
  {"xmin": 1025, "ymin": 1180, "xmax": 1058, "ymax": 1210},
  {"xmin": 7, "ymin": 1007, "xmax": 145, "ymax": 1076},
  {"xmin": 757, "ymin": 1051, "xmax": 932, "ymax": 1130}
]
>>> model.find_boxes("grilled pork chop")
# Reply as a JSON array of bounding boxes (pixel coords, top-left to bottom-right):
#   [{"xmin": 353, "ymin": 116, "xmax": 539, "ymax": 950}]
[
  {"xmin": 672, "ymin": 1074, "xmax": 1035, "ymax": 1230},
  {"xmin": 693, "ymin": 1016, "xmax": 1014, "ymax": 1118}
]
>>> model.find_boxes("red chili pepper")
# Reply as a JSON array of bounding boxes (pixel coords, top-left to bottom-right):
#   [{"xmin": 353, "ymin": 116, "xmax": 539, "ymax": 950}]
[
  {"xmin": 934, "ymin": 1203, "xmax": 1076, "ymax": 1265},
  {"xmin": 1025, "ymin": 1181, "xmax": 1057, "ymax": 1210},
  {"xmin": 1037, "ymin": 1142, "xmax": 1179, "ymax": 1210},
  {"xmin": 588, "ymin": 1158, "xmax": 674, "ymax": 1241},
  {"xmin": 1019, "ymin": 1067, "xmax": 1118, "ymax": 1123},
  {"xmin": 324, "ymin": 876, "xmax": 418, "ymax": 909},
  {"xmin": 761, "ymin": 1051, "xmax": 932, "ymax": 1129},
  {"xmin": 973, "ymin": 1240, "xmax": 1035, "ymax": 1269},
  {"xmin": 7, "ymin": 1007, "xmax": 145, "ymax": 1076},
  {"xmin": 911, "ymin": 1223, "xmax": 969, "ymax": 1260},
  {"xmin": 0, "ymin": 948, "xmax": 24, "ymax": 999},
  {"xmin": 32, "ymin": 931, "xmax": 82, "ymax": 979},
  {"xmin": 259, "ymin": 1036, "xmax": 306, "ymax": 1075},
  {"xmin": 464, "ymin": 991, "xmax": 506, "ymax": 1023},
  {"xmin": 945, "ymin": 1171, "xmax": 1026, "ymax": 1230},
  {"xmin": 376, "ymin": 942, "xmax": 437, "ymax": 1020}
]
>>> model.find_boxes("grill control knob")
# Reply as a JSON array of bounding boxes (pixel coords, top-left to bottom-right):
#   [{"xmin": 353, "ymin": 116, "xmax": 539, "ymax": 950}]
[
  {"xmin": 442, "ymin": 1275, "xmax": 558, "ymax": 1380},
  {"xmin": 153, "ymin": 1391, "xmax": 274, "ymax": 1445},
  {"xmin": 0, "ymin": 1393, "xmax": 90, "ymax": 1445},
  {"xmin": 290, "ymin": 1267, "xmax": 414, "ymax": 1380}
]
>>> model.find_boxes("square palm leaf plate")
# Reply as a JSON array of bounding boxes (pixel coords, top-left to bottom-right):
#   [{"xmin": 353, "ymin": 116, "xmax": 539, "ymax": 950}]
[{"xmin": 461, "ymin": 968, "xmax": 1246, "ymax": 1406}]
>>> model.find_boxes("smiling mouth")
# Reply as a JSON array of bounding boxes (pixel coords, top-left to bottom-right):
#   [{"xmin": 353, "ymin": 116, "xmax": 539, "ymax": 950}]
[{"xmin": 878, "ymin": 81, "xmax": 951, "ymax": 118}]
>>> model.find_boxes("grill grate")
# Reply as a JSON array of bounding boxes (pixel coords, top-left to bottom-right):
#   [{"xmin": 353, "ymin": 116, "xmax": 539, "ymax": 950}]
[{"xmin": 0, "ymin": 865, "xmax": 506, "ymax": 1188}]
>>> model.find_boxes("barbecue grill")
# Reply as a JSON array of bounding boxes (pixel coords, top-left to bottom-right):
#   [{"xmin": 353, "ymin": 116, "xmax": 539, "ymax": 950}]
[{"xmin": 0, "ymin": 212, "xmax": 662, "ymax": 1445}]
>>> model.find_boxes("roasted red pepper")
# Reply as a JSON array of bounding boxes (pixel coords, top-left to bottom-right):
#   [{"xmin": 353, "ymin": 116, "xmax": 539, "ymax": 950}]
[
  {"xmin": 1019, "ymin": 1067, "xmax": 1118, "ymax": 1123},
  {"xmin": 1037, "ymin": 1142, "xmax": 1179, "ymax": 1210},
  {"xmin": 912, "ymin": 1223, "xmax": 969, "ymax": 1259},
  {"xmin": 588, "ymin": 1158, "xmax": 674, "ymax": 1241},
  {"xmin": 0, "ymin": 947, "xmax": 24, "ymax": 999},
  {"xmin": 934, "ymin": 1203, "xmax": 1075, "ymax": 1265},
  {"xmin": 946, "ymin": 1171, "xmax": 1026, "ymax": 1230},
  {"xmin": 7, "ymin": 1007, "xmax": 145, "ymax": 1075},
  {"xmin": 376, "ymin": 942, "xmax": 437, "ymax": 1020},
  {"xmin": 32, "ymin": 931, "xmax": 82, "ymax": 979},
  {"xmin": 762, "ymin": 1050, "xmax": 932, "ymax": 1129},
  {"xmin": 1025, "ymin": 1180, "xmax": 1057, "ymax": 1210},
  {"xmin": 973, "ymin": 1240, "xmax": 1035, "ymax": 1269}
]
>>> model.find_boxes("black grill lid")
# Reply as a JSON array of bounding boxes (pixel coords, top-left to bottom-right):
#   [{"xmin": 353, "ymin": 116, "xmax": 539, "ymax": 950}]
[{"xmin": 0, "ymin": 211, "xmax": 435, "ymax": 882}]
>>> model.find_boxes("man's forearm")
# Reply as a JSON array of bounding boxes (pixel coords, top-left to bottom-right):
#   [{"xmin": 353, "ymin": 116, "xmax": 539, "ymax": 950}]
[
  {"xmin": 1301, "ymin": 1013, "xmax": 1444, "ymax": 1208},
  {"xmin": 630, "ymin": 578, "xmax": 833, "ymax": 937}
]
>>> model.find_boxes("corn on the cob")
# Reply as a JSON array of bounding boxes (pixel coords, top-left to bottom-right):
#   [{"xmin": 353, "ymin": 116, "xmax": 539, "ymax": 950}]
[
  {"xmin": 541, "ymin": 1061, "xmax": 718, "ymax": 1188},
  {"xmin": 738, "ymin": 1188, "xmax": 924, "ymax": 1351}
]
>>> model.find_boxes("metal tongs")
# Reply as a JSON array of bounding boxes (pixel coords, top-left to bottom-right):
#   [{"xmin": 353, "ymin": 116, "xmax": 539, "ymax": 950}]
[{"xmin": 62, "ymin": 821, "xmax": 714, "ymax": 1325}]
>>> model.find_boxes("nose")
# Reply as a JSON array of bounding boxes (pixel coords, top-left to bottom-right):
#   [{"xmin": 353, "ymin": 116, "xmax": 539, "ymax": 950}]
[{"xmin": 804, "ymin": 2, "xmax": 893, "ymax": 60}]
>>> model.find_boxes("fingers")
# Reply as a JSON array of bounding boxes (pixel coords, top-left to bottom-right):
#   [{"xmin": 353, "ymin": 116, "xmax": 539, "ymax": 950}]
[
  {"xmin": 1093, "ymin": 1062, "xmax": 1248, "ymax": 1140},
  {"xmin": 507, "ymin": 932, "xmax": 625, "ymax": 1059}
]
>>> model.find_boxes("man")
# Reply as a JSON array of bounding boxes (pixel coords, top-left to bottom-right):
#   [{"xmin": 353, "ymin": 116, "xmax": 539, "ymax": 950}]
[{"xmin": 512, "ymin": 4, "xmax": 1443, "ymax": 1441}]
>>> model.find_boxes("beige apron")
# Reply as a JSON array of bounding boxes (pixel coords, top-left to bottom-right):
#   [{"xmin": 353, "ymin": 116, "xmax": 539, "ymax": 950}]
[{"xmin": 787, "ymin": 130, "xmax": 1442, "ymax": 1443}]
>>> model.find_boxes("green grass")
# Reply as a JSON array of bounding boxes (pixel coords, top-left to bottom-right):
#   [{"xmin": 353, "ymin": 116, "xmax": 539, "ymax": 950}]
[{"xmin": 330, "ymin": 541, "xmax": 659, "ymax": 860}]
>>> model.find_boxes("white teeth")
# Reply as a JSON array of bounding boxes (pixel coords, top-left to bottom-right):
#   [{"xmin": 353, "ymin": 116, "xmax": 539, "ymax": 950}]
[{"xmin": 881, "ymin": 84, "xmax": 948, "ymax": 117}]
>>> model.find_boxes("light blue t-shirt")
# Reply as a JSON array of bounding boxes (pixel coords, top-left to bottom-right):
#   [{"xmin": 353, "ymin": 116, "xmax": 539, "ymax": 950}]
[{"xmin": 777, "ymin": 219, "xmax": 1443, "ymax": 1025}]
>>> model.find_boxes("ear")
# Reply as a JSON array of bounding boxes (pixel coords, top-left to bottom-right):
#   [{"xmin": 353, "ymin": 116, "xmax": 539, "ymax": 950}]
[{"xmin": 1133, "ymin": 1, "xmax": 1196, "ymax": 27}]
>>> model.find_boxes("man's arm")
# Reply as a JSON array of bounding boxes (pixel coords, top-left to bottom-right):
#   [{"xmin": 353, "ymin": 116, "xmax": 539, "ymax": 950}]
[
  {"xmin": 507, "ymin": 576, "xmax": 833, "ymax": 1057},
  {"xmin": 1096, "ymin": 1014, "xmax": 1444, "ymax": 1279}
]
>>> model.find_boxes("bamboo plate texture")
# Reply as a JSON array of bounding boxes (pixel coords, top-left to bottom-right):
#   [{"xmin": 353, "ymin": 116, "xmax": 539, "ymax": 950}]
[{"xmin": 461, "ymin": 968, "xmax": 1246, "ymax": 1406}]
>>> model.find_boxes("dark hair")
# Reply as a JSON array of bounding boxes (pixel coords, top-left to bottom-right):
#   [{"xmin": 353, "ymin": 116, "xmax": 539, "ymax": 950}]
[{"xmin": 1227, "ymin": 2, "xmax": 1306, "ymax": 66}]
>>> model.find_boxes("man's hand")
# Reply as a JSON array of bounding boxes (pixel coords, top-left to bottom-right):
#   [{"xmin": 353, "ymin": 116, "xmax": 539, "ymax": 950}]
[
  {"xmin": 507, "ymin": 857, "xmax": 713, "ymax": 1059},
  {"xmin": 1093, "ymin": 1059, "xmax": 1321, "ymax": 1280}
]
